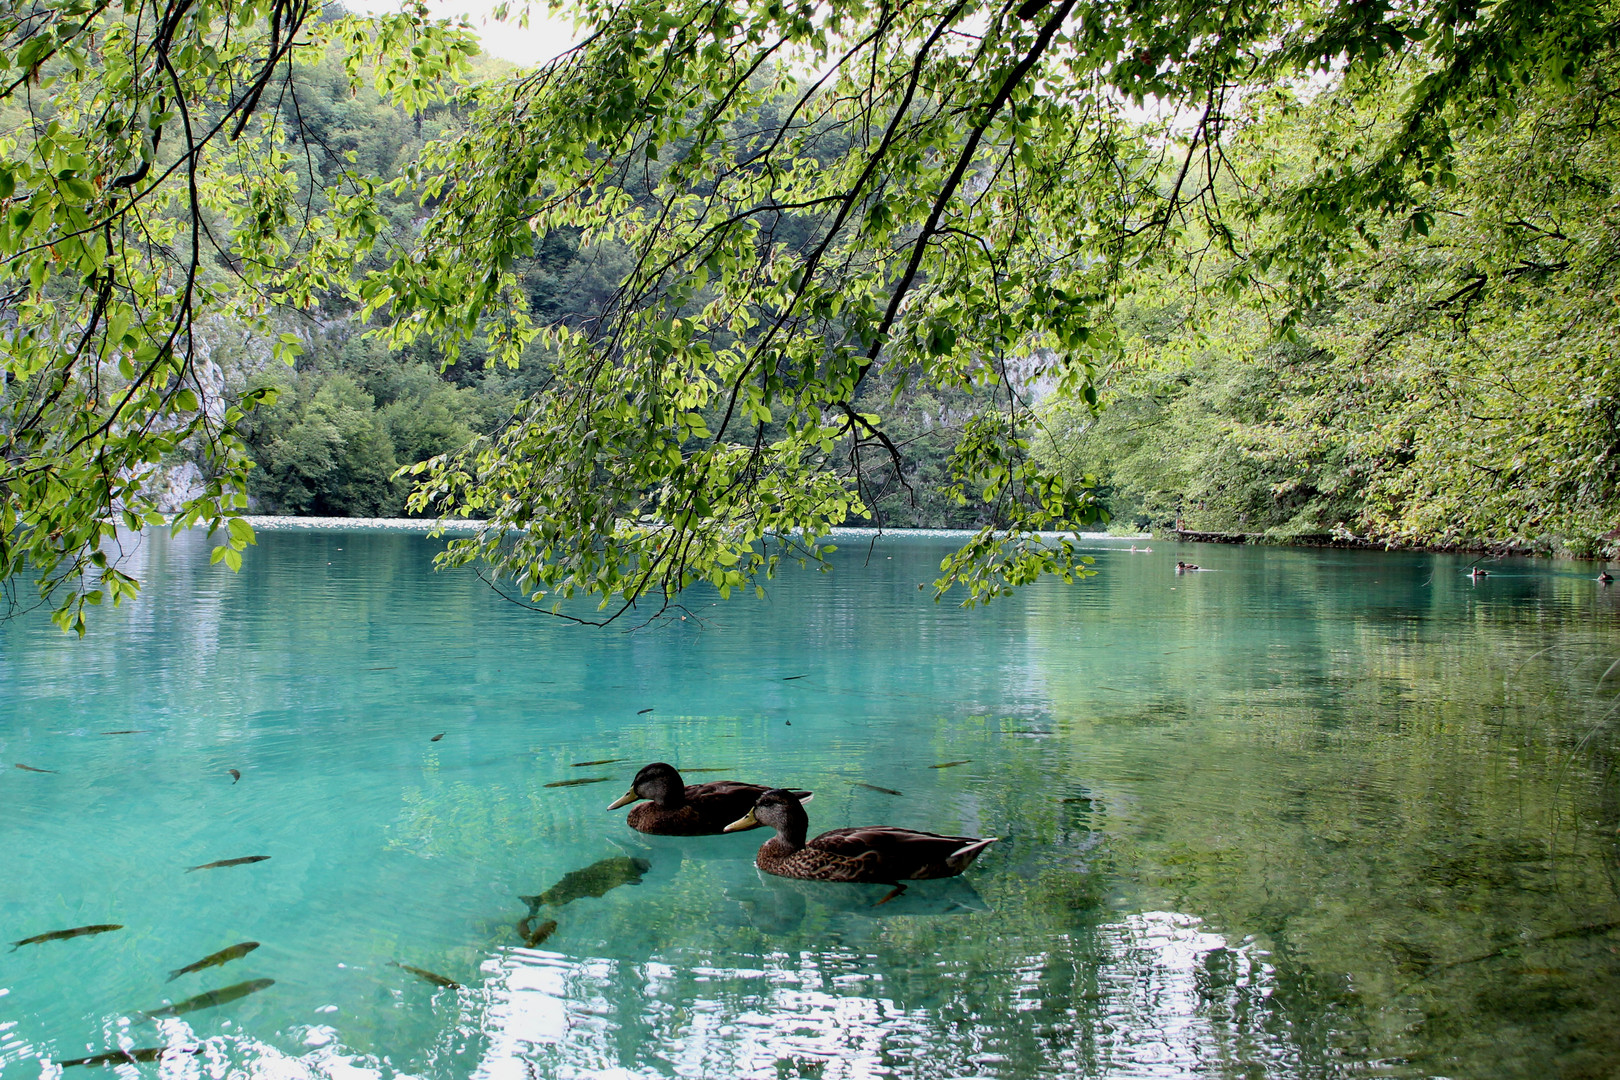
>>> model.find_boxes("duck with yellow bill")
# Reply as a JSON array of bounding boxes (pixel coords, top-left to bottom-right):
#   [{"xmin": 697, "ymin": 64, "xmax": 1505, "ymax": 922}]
[
  {"xmin": 607, "ymin": 762, "xmax": 813, "ymax": 836},
  {"xmin": 724, "ymin": 789, "xmax": 996, "ymax": 886}
]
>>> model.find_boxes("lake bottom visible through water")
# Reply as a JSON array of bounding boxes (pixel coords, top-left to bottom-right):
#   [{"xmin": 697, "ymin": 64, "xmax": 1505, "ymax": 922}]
[{"xmin": 2, "ymin": 528, "xmax": 1619, "ymax": 1079}]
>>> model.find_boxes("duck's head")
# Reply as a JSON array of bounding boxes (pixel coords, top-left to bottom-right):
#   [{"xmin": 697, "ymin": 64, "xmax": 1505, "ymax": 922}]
[
  {"xmin": 724, "ymin": 788, "xmax": 809, "ymax": 847},
  {"xmin": 607, "ymin": 762, "xmax": 685, "ymax": 810}
]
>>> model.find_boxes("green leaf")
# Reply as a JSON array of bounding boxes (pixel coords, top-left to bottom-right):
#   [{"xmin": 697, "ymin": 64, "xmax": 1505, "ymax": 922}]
[{"xmin": 226, "ymin": 518, "xmax": 256, "ymax": 548}]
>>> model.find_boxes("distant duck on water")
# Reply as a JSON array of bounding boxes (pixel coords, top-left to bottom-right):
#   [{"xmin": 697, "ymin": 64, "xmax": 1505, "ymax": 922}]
[
  {"xmin": 723, "ymin": 789, "xmax": 996, "ymax": 886},
  {"xmin": 607, "ymin": 762, "xmax": 812, "ymax": 836},
  {"xmin": 1176, "ymin": 561, "xmax": 1200, "ymax": 572}
]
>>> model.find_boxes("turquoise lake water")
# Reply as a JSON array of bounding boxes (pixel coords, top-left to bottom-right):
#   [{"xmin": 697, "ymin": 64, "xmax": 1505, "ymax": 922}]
[{"xmin": 2, "ymin": 529, "xmax": 1620, "ymax": 1078}]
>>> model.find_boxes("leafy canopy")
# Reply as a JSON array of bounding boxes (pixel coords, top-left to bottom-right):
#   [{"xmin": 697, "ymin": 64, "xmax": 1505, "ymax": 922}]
[
  {"xmin": 370, "ymin": 0, "xmax": 1608, "ymax": 621},
  {"xmin": 0, "ymin": 0, "xmax": 476, "ymax": 631},
  {"xmin": 4, "ymin": 0, "xmax": 1612, "ymax": 626},
  {"xmin": 1037, "ymin": 9, "xmax": 1620, "ymax": 552}
]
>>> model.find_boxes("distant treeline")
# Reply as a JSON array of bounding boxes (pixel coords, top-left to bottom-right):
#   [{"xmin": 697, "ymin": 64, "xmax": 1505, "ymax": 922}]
[
  {"xmin": 208, "ymin": 45, "xmax": 997, "ymax": 527},
  {"xmin": 1037, "ymin": 60, "xmax": 1620, "ymax": 558},
  {"xmin": 224, "ymin": 35, "xmax": 1620, "ymax": 553}
]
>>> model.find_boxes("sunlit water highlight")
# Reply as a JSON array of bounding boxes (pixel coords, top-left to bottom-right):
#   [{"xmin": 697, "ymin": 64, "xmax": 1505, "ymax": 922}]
[{"xmin": 2, "ymin": 530, "xmax": 1618, "ymax": 1078}]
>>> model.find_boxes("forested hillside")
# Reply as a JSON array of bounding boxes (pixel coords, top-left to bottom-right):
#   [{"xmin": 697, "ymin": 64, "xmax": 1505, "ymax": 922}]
[
  {"xmin": 158, "ymin": 40, "xmax": 1008, "ymax": 528},
  {"xmin": 7, "ymin": 0, "xmax": 1617, "ymax": 628},
  {"xmin": 223, "ymin": 32, "xmax": 1620, "ymax": 555},
  {"xmin": 1036, "ymin": 58, "xmax": 1620, "ymax": 555},
  {"xmin": 190, "ymin": 45, "xmax": 611, "ymax": 519}
]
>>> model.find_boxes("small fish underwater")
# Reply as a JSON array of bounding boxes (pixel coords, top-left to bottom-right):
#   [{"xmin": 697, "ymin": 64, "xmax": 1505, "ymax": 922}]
[
  {"xmin": 185, "ymin": 855, "xmax": 270, "ymax": 872},
  {"xmin": 11, "ymin": 924, "xmax": 122, "ymax": 950},
  {"xmin": 521, "ymin": 856, "xmax": 652, "ymax": 910},
  {"xmin": 544, "ymin": 776, "xmax": 612, "ymax": 788},
  {"xmin": 141, "ymin": 978, "xmax": 274, "ymax": 1018},
  {"xmin": 392, "ymin": 962, "xmax": 460, "ymax": 989},
  {"xmin": 857, "ymin": 783, "xmax": 903, "ymax": 796},
  {"xmin": 58, "ymin": 1046, "xmax": 198, "ymax": 1068},
  {"xmin": 168, "ymin": 941, "xmax": 259, "ymax": 981}
]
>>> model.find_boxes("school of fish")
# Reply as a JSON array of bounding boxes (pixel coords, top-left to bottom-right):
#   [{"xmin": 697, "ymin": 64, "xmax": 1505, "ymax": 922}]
[{"xmin": 12, "ymin": 725, "xmax": 982, "ymax": 1069}]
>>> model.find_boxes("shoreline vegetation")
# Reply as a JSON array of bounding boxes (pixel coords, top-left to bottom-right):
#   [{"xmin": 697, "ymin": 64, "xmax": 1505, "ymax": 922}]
[
  {"xmin": 234, "ymin": 517, "xmax": 1593, "ymax": 564},
  {"xmin": 8, "ymin": 0, "xmax": 1620, "ymax": 631},
  {"xmin": 236, "ymin": 517, "xmax": 1140, "ymax": 541},
  {"xmin": 1162, "ymin": 528, "xmax": 1589, "ymax": 559},
  {"xmin": 188, "ymin": 36, "xmax": 1620, "ymax": 572}
]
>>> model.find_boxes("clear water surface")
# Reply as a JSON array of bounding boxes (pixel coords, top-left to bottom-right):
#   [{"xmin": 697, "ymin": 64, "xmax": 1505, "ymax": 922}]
[{"xmin": 2, "ymin": 529, "xmax": 1619, "ymax": 1079}]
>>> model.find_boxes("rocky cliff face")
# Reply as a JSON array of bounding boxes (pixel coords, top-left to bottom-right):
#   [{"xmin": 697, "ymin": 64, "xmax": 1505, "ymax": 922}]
[
  {"xmin": 138, "ymin": 317, "xmax": 277, "ymax": 515},
  {"xmin": 149, "ymin": 460, "xmax": 209, "ymax": 513}
]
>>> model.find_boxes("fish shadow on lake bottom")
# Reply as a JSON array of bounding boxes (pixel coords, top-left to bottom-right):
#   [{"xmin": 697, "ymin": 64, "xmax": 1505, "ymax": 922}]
[
  {"xmin": 57, "ymin": 1046, "xmax": 199, "ymax": 1069},
  {"xmin": 499, "ymin": 849, "xmax": 988, "ymax": 954},
  {"xmin": 509, "ymin": 854, "xmax": 660, "ymax": 948},
  {"xmin": 140, "ymin": 978, "xmax": 275, "ymax": 1019},
  {"xmin": 519, "ymin": 856, "xmax": 654, "ymax": 912}
]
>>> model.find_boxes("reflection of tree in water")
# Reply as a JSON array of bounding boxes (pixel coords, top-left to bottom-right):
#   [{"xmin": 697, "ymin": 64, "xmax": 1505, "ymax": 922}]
[
  {"xmin": 1023, "ymin": 552, "xmax": 1620, "ymax": 1078},
  {"xmin": 392, "ymin": 661, "xmax": 1620, "ymax": 1074},
  {"xmin": 132, "ymin": 539, "xmax": 1620, "ymax": 1079},
  {"xmin": 459, "ymin": 904, "xmax": 1382, "ymax": 1078}
]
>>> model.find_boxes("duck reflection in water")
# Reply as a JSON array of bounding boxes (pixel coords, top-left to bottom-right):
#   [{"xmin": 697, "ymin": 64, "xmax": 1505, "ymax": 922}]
[{"xmin": 725, "ymin": 872, "xmax": 991, "ymax": 933}]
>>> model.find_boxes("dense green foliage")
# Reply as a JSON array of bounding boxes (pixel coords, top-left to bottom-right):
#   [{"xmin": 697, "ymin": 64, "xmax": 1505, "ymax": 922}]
[
  {"xmin": 6, "ymin": 0, "xmax": 1620, "ymax": 627},
  {"xmin": 368, "ymin": 0, "xmax": 1618, "ymax": 621},
  {"xmin": 214, "ymin": 46, "xmax": 525, "ymax": 518},
  {"xmin": 217, "ymin": 53, "xmax": 1008, "ymax": 527},
  {"xmin": 1039, "ymin": 46, "xmax": 1620, "ymax": 554},
  {"xmin": 0, "ymin": 0, "xmax": 477, "ymax": 630}
]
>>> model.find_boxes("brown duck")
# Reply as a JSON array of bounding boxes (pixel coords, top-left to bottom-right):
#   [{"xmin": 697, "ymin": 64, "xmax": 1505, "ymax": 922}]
[
  {"xmin": 606, "ymin": 762, "xmax": 813, "ymax": 836},
  {"xmin": 723, "ymin": 788, "xmax": 996, "ymax": 883}
]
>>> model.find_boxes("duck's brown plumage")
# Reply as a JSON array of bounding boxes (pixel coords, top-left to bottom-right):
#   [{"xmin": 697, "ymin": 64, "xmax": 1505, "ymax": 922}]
[
  {"xmin": 627, "ymin": 780, "xmax": 788, "ymax": 836},
  {"xmin": 729, "ymin": 789, "xmax": 996, "ymax": 883},
  {"xmin": 610, "ymin": 764, "xmax": 811, "ymax": 836}
]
